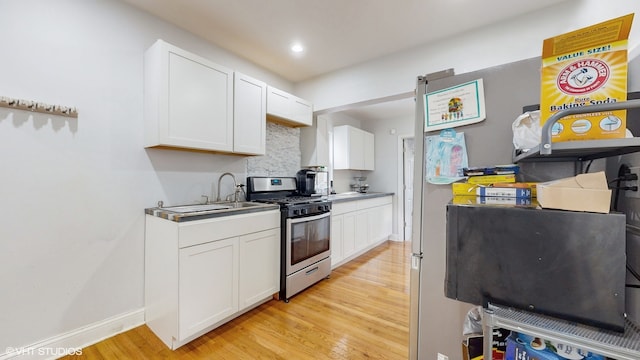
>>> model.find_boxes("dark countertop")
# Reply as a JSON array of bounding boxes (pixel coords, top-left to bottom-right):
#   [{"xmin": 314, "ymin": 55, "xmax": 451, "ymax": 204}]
[
  {"xmin": 145, "ymin": 202, "xmax": 280, "ymax": 222},
  {"xmin": 327, "ymin": 192, "xmax": 394, "ymax": 203},
  {"xmin": 146, "ymin": 193, "xmax": 394, "ymax": 222}
]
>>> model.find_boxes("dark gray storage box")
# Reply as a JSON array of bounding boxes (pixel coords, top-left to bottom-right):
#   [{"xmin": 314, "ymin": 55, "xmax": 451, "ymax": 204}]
[{"xmin": 445, "ymin": 203, "xmax": 626, "ymax": 332}]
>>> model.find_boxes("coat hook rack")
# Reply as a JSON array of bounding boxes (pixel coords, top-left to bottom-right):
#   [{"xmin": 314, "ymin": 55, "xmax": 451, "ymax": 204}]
[{"xmin": 0, "ymin": 96, "xmax": 78, "ymax": 118}]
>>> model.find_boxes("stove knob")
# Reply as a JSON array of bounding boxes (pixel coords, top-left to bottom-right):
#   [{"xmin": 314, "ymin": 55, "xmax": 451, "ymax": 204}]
[
  {"xmin": 318, "ymin": 205, "xmax": 324, "ymax": 211},
  {"xmin": 301, "ymin": 208, "xmax": 308, "ymax": 215},
  {"xmin": 324, "ymin": 205, "xmax": 330, "ymax": 212},
  {"xmin": 293, "ymin": 209, "xmax": 300, "ymax": 216}
]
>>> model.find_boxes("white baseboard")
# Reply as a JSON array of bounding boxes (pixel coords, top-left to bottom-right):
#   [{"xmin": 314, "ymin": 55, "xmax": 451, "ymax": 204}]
[
  {"xmin": 388, "ymin": 233, "xmax": 402, "ymax": 241},
  {"xmin": 0, "ymin": 308, "xmax": 145, "ymax": 360}
]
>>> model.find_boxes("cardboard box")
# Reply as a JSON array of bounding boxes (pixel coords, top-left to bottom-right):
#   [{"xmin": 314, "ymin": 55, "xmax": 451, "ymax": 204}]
[
  {"xmin": 467, "ymin": 174, "xmax": 516, "ymax": 184},
  {"xmin": 463, "ymin": 328, "xmax": 509, "ymax": 360},
  {"xmin": 452, "ymin": 182, "xmax": 537, "ymax": 197},
  {"xmin": 536, "ymin": 171, "xmax": 611, "ymax": 213},
  {"xmin": 451, "ymin": 195, "xmax": 536, "ymax": 207},
  {"xmin": 540, "ymin": 14, "xmax": 634, "ymax": 141},
  {"xmin": 476, "ymin": 186, "xmax": 532, "ymax": 198}
]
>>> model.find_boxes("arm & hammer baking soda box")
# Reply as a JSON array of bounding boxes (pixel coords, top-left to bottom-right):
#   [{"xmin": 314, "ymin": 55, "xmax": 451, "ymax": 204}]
[{"xmin": 541, "ymin": 14, "xmax": 634, "ymax": 141}]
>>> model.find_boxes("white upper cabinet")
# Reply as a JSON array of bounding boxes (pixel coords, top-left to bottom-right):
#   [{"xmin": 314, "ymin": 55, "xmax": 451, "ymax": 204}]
[
  {"xmin": 233, "ymin": 72, "xmax": 266, "ymax": 155},
  {"xmin": 144, "ymin": 39, "xmax": 234, "ymax": 152},
  {"xmin": 363, "ymin": 130, "xmax": 375, "ymax": 170},
  {"xmin": 144, "ymin": 40, "xmax": 267, "ymax": 155},
  {"xmin": 266, "ymin": 86, "xmax": 313, "ymax": 127},
  {"xmin": 333, "ymin": 125, "xmax": 375, "ymax": 170}
]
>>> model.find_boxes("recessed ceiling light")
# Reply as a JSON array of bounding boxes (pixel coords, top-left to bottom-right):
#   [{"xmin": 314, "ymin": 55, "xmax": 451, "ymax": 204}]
[{"xmin": 291, "ymin": 43, "xmax": 304, "ymax": 53}]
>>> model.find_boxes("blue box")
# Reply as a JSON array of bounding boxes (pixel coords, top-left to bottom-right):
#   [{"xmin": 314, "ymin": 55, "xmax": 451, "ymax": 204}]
[{"xmin": 506, "ymin": 332, "xmax": 605, "ymax": 360}]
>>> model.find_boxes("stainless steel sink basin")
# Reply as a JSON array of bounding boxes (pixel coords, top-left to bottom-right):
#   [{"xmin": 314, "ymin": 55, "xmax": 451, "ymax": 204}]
[
  {"xmin": 164, "ymin": 204, "xmax": 232, "ymax": 213},
  {"xmin": 226, "ymin": 202, "xmax": 261, "ymax": 208},
  {"xmin": 147, "ymin": 201, "xmax": 280, "ymax": 222},
  {"xmin": 332, "ymin": 192, "xmax": 362, "ymax": 197}
]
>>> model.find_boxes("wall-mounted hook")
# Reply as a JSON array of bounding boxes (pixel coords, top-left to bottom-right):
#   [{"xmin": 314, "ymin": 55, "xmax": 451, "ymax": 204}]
[{"xmin": 0, "ymin": 95, "xmax": 78, "ymax": 118}]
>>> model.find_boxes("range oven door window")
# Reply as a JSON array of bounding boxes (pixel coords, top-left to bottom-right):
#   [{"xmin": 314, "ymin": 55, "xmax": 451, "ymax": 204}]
[{"xmin": 286, "ymin": 212, "xmax": 331, "ymax": 274}]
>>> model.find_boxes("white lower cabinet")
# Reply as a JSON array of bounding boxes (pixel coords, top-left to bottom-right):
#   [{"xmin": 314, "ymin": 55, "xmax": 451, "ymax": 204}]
[
  {"xmin": 330, "ymin": 196, "xmax": 392, "ymax": 268},
  {"xmin": 145, "ymin": 210, "xmax": 280, "ymax": 350},
  {"xmin": 354, "ymin": 211, "xmax": 369, "ymax": 250},
  {"xmin": 342, "ymin": 213, "xmax": 357, "ymax": 259},
  {"xmin": 330, "ymin": 216, "xmax": 343, "ymax": 267},
  {"xmin": 239, "ymin": 228, "xmax": 280, "ymax": 309},
  {"xmin": 179, "ymin": 237, "xmax": 239, "ymax": 339},
  {"xmin": 368, "ymin": 202, "xmax": 392, "ymax": 244}
]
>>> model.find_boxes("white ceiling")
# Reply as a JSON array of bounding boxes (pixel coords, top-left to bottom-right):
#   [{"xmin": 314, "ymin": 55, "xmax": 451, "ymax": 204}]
[{"xmin": 122, "ymin": 0, "xmax": 569, "ymax": 120}]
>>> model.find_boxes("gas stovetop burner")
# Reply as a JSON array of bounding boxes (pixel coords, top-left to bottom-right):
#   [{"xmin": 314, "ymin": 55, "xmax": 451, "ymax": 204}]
[
  {"xmin": 281, "ymin": 195, "xmax": 324, "ymax": 203},
  {"xmin": 255, "ymin": 195, "xmax": 327, "ymax": 206},
  {"xmin": 246, "ymin": 177, "xmax": 327, "ymax": 203}
]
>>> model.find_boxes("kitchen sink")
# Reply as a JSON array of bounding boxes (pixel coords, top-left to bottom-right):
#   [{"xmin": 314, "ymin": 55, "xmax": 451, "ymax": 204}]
[
  {"xmin": 164, "ymin": 204, "xmax": 232, "ymax": 213},
  {"xmin": 147, "ymin": 201, "xmax": 280, "ymax": 222},
  {"xmin": 332, "ymin": 192, "xmax": 362, "ymax": 197},
  {"xmin": 226, "ymin": 202, "xmax": 262, "ymax": 208},
  {"xmin": 163, "ymin": 201, "xmax": 265, "ymax": 213}
]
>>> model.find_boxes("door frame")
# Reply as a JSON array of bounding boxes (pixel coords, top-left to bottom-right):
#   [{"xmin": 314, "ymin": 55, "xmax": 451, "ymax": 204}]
[{"xmin": 397, "ymin": 134, "xmax": 414, "ymax": 242}]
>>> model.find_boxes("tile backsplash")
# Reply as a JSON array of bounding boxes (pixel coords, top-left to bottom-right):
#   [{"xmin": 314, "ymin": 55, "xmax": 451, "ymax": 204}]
[{"xmin": 246, "ymin": 122, "xmax": 301, "ymax": 177}]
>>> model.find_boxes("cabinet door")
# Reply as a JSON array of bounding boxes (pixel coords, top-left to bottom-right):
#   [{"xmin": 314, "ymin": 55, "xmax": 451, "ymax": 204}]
[
  {"xmin": 349, "ymin": 127, "xmax": 366, "ymax": 170},
  {"xmin": 290, "ymin": 97, "xmax": 313, "ymax": 126},
  {"xmin": 330, "ymin": 215, "xmax": 344, "ymax": 267},
  {"xmin": 266, "ymin": 86, "xmax": 291, "ymax": 119},
  {"xmin": 342, "ymin": 213, "xmax": 356, "ymax": 258},
  {"xmin": 239, "ymin": 228, "xmax": 280, "ymax": 310},
  {"xmin": 178, "ymin": 237, "xmax": 239, "ymax": 340},
  {"xmin": 368, "ymin": 203, "xmax": 392, "ymax": 243},
  {"xmin": 363, "ymin": 131, "xmax": 375, "ymax": 170},
  {"xmin": 354, "ymin": 210, "xmax": 369, "ymax": 251},
  {"xmin": 166, "ymin": 44, "xmax": 233, "ymax": 151},
  {"xmin": 233, "ymin": 72, "xmax": 266, "ymax": 155},
  {"xmin": 333, "ymin": 125, "xmax": 375, "ymax": 170},
  {"xmin": 333, "ymin": 125, "xmax": 350, "ymax": 169},
  {"xmin": 266, "ymin": 86, "xmax": 312, "ymax": 127}
]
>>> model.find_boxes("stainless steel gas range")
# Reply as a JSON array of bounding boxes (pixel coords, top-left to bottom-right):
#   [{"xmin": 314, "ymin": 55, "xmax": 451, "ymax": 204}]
[{"xmin": 246, "ymin": 176, "xmax": 331, "ymax": 302}]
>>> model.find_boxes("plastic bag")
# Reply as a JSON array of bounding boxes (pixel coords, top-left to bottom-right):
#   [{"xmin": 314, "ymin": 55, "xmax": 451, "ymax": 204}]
[
  {"xmin": 512, "ymin": 110, "xmax": 541, "ymax": 151},
  {"xmin": 463, "ymin": 306, "xmax": 483, "ymax": 335}
]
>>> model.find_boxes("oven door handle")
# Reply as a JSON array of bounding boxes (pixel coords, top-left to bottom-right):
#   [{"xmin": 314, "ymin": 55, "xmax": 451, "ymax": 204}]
[{"xmin": 286, "ymin": 211, "xmax": 330, "ymax": 225}]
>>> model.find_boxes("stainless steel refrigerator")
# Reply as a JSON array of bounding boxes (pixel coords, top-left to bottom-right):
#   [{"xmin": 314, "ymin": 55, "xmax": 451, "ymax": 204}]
[{"xmin": 408, "ymin": 57, "xmax": 575, "ymax": 359}]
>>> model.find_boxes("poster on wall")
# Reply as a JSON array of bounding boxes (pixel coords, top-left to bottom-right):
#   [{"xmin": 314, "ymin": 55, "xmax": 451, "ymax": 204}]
[
  {"xmin": 424, "ymin": 79, "xmax": 486, "ymax": 132},
  {"xmin": 425, "ymin": 129, "xmax": 468, "ymax": 184}
]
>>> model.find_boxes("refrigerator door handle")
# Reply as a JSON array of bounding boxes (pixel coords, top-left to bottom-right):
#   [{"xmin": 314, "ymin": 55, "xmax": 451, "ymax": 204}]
[{"xmin": 411, "ymin": 253, "xmax": 422, "ymax": 270}]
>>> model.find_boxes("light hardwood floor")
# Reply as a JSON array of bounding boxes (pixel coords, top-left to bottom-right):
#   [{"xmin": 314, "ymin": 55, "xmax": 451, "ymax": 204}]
[{"xmin": 63, "ymin": 240, "xmax": 411, "ymax": 359}]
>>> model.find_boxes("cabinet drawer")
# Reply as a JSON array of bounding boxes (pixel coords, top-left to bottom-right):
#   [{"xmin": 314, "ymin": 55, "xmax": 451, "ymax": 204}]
[
  {"xmin": 179, "ymin": 210, "xmax": 279, "ymax": 248},
  {"xmin": 357, "ymin": 196, "xmax": 392, "ymax": 210},
  {"xmin": 332, "ymin": 201, "xmax": 358, "ymax": 215}
]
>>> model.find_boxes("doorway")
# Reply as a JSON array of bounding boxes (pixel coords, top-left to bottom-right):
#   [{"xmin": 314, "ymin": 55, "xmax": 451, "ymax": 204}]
[{"xmin": 399, "ymin": 136, "xmax": 415, "ymax": 241}]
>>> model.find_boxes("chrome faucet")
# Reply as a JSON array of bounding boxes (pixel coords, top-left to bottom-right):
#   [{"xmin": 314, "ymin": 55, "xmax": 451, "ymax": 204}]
[{"xmin": 217, "ymin": 172, "xmax": 238, "ymax": 203}]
